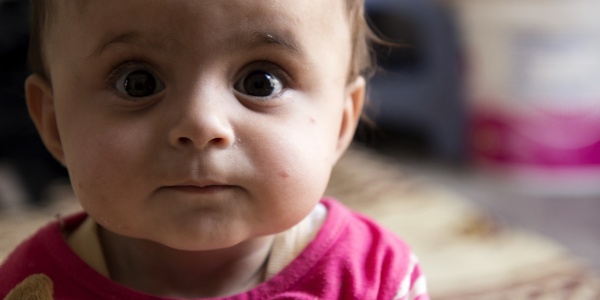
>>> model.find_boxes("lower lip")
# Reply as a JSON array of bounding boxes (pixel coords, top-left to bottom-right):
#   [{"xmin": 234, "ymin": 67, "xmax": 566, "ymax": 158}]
[{"xmin": 168, "ymin": 185, "xmax": 234, "ymax": 194}]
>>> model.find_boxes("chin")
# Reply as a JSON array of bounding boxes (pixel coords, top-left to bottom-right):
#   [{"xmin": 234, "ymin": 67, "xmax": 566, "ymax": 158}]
[{"xmin": 155, "ymin": 232, "xmax": 253, "ymax": 252}]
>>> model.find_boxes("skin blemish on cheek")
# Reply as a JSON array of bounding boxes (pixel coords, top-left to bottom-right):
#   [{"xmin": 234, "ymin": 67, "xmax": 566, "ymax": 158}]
[
  {"xmin": 77, "ymin": 181, "xmax": 86, "ymax": 193},
  {"xmin": 278, "ymin": 171, "xmax": 290, "ymax": 179}
]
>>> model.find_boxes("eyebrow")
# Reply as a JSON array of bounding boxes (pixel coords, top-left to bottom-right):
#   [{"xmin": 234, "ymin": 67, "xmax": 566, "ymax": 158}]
[
  {"xmin": 90, "ymin": 30, "xmax": 304, "ymax": 59},
  {"xmin": 90, "ymin": 31, "xmax": 165, "ymax": 58},
  {"xmin": 236, "ymin": 31, "xmax": 304, "ymax": 56}
]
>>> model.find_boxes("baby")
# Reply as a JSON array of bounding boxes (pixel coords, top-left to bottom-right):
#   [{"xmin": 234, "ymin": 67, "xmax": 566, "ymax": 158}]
[{"xmin": 0, "ymin": 0, "xmax": 429, "ymax": 299}]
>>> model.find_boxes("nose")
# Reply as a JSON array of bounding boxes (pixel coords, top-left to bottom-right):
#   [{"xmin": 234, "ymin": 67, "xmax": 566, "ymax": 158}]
[{"xmin": 168, "ymin": 94, "xmax": 235, "ymax": 150}]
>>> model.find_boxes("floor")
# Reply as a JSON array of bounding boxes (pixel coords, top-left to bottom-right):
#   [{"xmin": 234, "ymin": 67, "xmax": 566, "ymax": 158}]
[{"xmin": 366, "ymin": 140, "xmax": 600, "ymax": 274}]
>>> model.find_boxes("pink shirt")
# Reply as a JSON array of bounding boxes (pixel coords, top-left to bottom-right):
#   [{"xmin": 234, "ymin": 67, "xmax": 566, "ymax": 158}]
[{"xmin": 0, "ymin": 198, "xmax": 428, "ymax": 299}]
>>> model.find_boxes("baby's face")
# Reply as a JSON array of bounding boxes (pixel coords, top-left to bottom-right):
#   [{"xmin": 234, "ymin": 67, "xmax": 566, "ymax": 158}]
[{"xmin": 41, "ymin": 0, "xmax": 363, "ymax": 250}]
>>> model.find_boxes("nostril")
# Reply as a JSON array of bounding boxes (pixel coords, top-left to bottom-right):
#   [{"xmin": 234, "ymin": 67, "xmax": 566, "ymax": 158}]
[
  {"xmin": 176, "ymin": 136, "xmax": 228, "ymax": 148},
  {"xmin": 178, "ymin": 137, "xmax": 192, "ymax": 145},
  {"xmin": 210, "ymin": 137, "xmax": 225, "ymax": 146}
]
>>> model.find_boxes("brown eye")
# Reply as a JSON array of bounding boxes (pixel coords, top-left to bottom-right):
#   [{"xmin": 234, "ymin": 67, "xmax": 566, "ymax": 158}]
[
  {"xmin": 115, "ymin": 70, "xmax": 165, "ymax": 98},
  {"xmin": 236, "ymin": 71, "xmax": 283, "ymax": 97}
]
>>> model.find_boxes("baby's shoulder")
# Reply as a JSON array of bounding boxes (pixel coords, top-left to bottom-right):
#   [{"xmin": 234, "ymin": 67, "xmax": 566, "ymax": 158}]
[
  {"xmin": 322, "ymin": 198, "xmax": 412, "ymax": 256},
  {"xmin": 0, "ymin": 212, "xmax": 94, "ymax": 299},
  {"xmin": 284, "ymin": 198, "xmax": 414, "ymax": 299}
]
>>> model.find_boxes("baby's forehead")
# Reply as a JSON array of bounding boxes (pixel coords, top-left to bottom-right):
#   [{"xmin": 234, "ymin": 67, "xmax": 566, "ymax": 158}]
[
  {"xmin": 52, "ymin": 0, "xmax": 87, "ymax": 15},
  {"xmin": 52, "ymin": 0, "xmax": 353, "ymax": 43},
  {"xmin": 56, "ymin": 0, "xmax": 349, "ymax": 17},
  {"xmin": 42, "ymin": 0, "xmax": 363, "ymax": 82}
]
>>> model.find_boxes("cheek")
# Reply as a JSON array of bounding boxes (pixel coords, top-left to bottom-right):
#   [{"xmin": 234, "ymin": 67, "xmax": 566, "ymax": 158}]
[
  {"xmin": 61, "ymin": 116, "xmax": 153, "ymax": 203},
  {"xmin": 248, "ymin": 113, "xmax": 339, "ymax": 195},
  {"xmin": 65, "ymin": 126, "xmax": 134, "ymax": 172},
  {"xmin": 63, "ymin": 122, "xmax": 157, "ymax": 234},
  {"xmin": 261, "ymin": 129, "xmax": 335, "ymax": 229}
]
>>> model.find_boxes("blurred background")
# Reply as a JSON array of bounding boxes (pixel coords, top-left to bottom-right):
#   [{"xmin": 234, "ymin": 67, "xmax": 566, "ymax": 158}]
[
  {"xmin": 0, "ymin": 0, "xmax": 599, "ymax": 293},
  {"xmin": 0, "ymin": 0, "xmax": 68, "ymax": 209},
  {"xmin": 355, "ymin": 0, "xmax": 600, "ymax": 275}
]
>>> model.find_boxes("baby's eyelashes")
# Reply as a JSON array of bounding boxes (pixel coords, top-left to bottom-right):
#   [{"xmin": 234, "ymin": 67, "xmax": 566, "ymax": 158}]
[
  {"xmin": 116, "ymin": 70, "xmax": 165, "ymax": 98},
  {"xmin": 232, "ymin": 60, "xmax": 294, "ymax": 108},
  {"xmin": 109, "ymin": 61, "xmax": 165, "ymax": 99},
  {"xmin": 105, "ymin": 59, "xmax": 292, "ymax": 108},
  {"xmin": 234, "ymin": 71, "xmax": 283, "ymax": 98}
]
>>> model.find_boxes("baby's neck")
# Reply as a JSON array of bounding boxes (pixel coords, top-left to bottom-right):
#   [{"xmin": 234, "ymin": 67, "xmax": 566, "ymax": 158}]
[{"xmin": 98, "ymin": 227, "xmax": 275, "ymax": 298}]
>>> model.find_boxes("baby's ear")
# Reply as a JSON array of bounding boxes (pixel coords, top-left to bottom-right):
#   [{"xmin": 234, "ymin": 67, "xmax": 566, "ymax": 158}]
[
  {"xmin": 334, "ymin": 76, "xmax": 366, "ymax": 161},
  {"xmin": 25, "ymin": 74, "xmax": 66, "ymax": 165}
]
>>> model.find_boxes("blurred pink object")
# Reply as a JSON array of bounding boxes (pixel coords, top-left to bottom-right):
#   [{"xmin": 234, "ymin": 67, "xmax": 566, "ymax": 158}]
[{"xmin": 450, "ymin": 0, "xmax": 600, "ymax": 193}]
